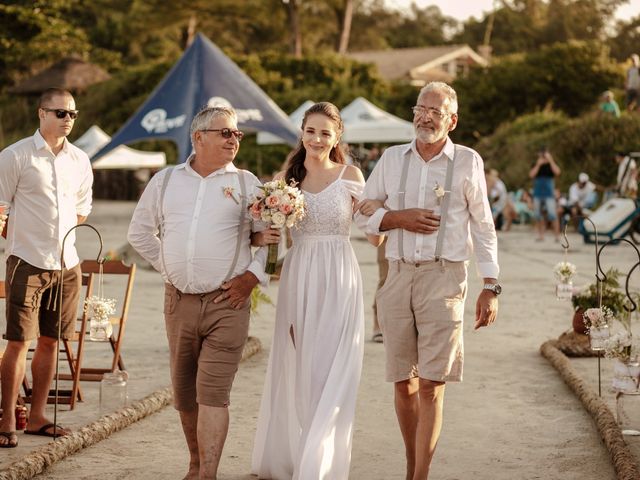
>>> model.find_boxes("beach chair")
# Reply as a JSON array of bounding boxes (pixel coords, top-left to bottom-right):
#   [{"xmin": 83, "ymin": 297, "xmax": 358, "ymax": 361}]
[{"xmin": 60, "ymin": 260, "xmax": 136, "ymax": 382}]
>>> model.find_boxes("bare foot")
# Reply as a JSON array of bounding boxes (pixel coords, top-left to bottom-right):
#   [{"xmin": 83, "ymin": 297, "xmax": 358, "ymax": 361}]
[
  {"xmin": 0, "ymin": 431, "xmax": 18, "ymax": 448},
  {"xmin": 182, "ymin": 463, "xmax": 199, "ymax": 480}
]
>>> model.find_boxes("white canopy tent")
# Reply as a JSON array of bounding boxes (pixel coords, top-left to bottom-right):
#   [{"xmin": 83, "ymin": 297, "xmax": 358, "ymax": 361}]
[
  {"xmin": 340, "ymin": 97, "xmax": 414, "ymax": 144},
  {"xmin": 256, "ymin": 100, "xmax": 312, "ymax": 145},
  {"xmin": 75, "ymin": 125, "xmax": 166, "ymax": 169}
]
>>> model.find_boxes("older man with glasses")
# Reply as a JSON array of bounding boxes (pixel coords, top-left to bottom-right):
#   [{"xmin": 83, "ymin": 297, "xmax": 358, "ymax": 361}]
[
  {"xmin": 128, "ymin": 106, "xmax": 275, "ymax": 479},
  {"xmin": 0, "ymin": 87, "xmax": 93, "ymax": 447},
  {"xmin": 356, "ymin": 81, "xmax": 500, "ymax": 479}
]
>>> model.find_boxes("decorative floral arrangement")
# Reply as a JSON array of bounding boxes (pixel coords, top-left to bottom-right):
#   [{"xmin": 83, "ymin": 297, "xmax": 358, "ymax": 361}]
[
  {"xmin": 249, "ymin": 178, "xmax": 305, "ymax": 274},
  {"xmin": 433, "ymin": 182, "xmax": 446, "ymax": 205},
  {"xmin": 571, "ymin": 268, "xmax": 628, "ymax": 315},
  {"xmin": 553, "ymin": 261, "xmax": 576, "ymax": 283},
  {"xmin": 583, "ymin": 306, "xmax": 615, "ymax": 330},
  {"xmin": 84, "ymin": 295, "xmax": 117, "ymax": 341},
  {"xmin": 222, "ymin": 185, "xmax": 239, "ymax": 204},
  {"xmin": 603, "ymin": 330, "xmax": 635, "ymax": 363}
]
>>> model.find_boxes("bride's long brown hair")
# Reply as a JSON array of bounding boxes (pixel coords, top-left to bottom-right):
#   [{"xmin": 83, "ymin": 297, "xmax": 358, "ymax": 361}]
[{"xmin": 284, "ymin": 102, "xmax": 345, "ymax": 185}]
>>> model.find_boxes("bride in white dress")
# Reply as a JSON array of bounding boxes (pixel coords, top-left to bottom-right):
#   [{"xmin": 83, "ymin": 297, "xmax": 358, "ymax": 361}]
[{"xmin": 251, "ymin": 102, "xmax": 379, "ymax": 479}]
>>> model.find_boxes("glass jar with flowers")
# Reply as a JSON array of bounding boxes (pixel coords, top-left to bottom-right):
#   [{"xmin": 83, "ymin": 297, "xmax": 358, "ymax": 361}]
[
  {"xmin": 570, "ymin": 268, "xmax": 627, "ymax": 334},
  {"xmin": 583, "ymin": 307, "xmax": 614, "ymax": 350},
  {"xmin": 554, "ymin": 261, "xmax": 576, "ymax": 301},
  {"xmin": 84, "ymin": 295, "xmax": 116, "ymax": 342},
  {"xmin": 603, "ymin": 331, "xmax": 640, "ymax": 394}
]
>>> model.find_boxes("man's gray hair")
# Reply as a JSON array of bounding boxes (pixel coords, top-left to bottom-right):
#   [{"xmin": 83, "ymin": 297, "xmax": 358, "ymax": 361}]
[
  {"xmin": 419, "ymin": 82, "xmax": 458, "ymax": 115},
  {"xmin": 190, "ymin": 106, "xmax": 237, "ymax": 142}
]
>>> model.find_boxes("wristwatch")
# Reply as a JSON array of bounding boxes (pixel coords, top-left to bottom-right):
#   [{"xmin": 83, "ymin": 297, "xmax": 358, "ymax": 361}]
[{"xmin": 483, "ymin": 283, "xmax": 502, "ymax": 295}]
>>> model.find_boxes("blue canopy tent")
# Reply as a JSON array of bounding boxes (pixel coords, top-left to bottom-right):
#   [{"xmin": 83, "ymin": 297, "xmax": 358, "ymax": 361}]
[{"xmin": 92, "ymin": 33, "xmax": 299, "ymax": 163}]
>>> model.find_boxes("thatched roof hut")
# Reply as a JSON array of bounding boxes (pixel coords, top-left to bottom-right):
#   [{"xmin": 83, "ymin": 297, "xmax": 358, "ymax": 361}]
[{"xmin": 8, "ymin": 57, "xmax": 111, "ymax": 94}]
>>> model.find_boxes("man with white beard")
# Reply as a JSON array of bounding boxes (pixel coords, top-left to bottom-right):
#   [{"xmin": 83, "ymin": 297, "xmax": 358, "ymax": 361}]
[{"xmin": 355, "ymin": 82, "xmax": 500, "ymax": 480}]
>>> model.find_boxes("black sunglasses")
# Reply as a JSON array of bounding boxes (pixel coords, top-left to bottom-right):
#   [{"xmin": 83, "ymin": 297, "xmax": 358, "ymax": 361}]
[
  {"xmin": 200, "ymin": 128, "xmax": 244, "ymax": 141},
  {"xmin": 41, "ymin": 108, "xmax": 79, "ymax": 120}
]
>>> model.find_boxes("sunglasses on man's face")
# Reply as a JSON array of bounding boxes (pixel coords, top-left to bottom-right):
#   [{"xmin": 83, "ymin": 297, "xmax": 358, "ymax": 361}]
[
  {"xmin": 41, "ymin": 108, "xmax": 79, "ymax": 120},
  {"xmin": 200, "ymin": 128, "xmax": 244, "ymax": 141}
]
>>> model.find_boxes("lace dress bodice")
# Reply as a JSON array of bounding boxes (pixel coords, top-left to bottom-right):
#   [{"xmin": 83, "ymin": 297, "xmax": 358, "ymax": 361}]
[{"xmin": 293, "ymin": 179, "xmax": 360, "ymax": 239}]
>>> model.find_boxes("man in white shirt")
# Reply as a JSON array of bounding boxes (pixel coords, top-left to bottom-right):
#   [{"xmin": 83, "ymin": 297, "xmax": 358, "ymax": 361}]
[
  {"xmin": 356, "ymin": 82, "xmax": 499, "ymax": 480},
  {"xmin": 128, "ymin": 106, "xmax": 270, "ymax": 480},
  {"xmin": 566, "ymin": 172, "xmax": 597, "ymax": 218},
  {"xmin": 0, "ymin": 88, "xmax": 93, "ymax": 447}
]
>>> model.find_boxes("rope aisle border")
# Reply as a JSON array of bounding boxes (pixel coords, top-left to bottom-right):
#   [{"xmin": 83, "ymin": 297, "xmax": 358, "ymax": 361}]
[
  {"xmin": 541, "ymin": 340, "xmax": 640, "ymax": 480},
  {"xmin": 0, "ymin": 336, "xmax": 262, "ymax": 480}
]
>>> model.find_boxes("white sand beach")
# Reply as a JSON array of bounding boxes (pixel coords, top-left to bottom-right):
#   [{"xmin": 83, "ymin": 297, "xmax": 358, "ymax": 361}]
[{"xmin": 2, "ymin": 199, "xmax": 639, "ymax": 479}]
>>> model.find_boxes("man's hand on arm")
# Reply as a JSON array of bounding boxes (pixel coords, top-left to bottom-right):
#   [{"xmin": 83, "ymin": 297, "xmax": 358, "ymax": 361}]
[
  {"xmin": 380, "ymin": 209, "xmax": 440, "ymax": 234},
  {"xmin": 474, "ymin": 279, "xmax": 499, "ymax": 330},
  {"xmin": 213, "ymin": 271, "xmax": 259, "ymax": 310}
]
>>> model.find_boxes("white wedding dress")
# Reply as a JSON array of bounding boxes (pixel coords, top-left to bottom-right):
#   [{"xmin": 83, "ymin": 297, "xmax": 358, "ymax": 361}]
[{"xmin": 252, "ymin": 167, "xmax": 365, "ymax": 480}]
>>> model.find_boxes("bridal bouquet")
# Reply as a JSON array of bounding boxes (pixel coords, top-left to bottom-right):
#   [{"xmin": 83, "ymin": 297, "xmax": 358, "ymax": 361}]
[
  {"xmin": 84, "ymin": 295, "xmax": 117, "ymax": 341},
  {"xmin": 249, "ymin": 178, "xmax": 305, "ymax": 274}
]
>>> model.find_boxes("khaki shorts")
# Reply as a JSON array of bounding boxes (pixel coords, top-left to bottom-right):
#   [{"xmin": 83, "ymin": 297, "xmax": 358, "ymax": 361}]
[
  {"xmin": 376, "ymin": 260, "xmax": 467, "ymax": 383},
  {"xmin": 4, "ymin": 255, "xmax": 81, "ymax": 341},
  {"xmin": 164, "ymin": 284, "xmax": 250, "ymax": 410}
]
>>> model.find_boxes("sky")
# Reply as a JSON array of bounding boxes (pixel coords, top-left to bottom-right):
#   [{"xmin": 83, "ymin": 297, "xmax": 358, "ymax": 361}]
[{"xmin": 384, "ymin": 0, "xmax": 640, "ymax": 22}]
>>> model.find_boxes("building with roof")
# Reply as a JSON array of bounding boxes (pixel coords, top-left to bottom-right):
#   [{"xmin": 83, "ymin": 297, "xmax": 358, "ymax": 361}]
[{"xmin": 348, "ymin": 44, "xmax": 488, "ymax": 86}]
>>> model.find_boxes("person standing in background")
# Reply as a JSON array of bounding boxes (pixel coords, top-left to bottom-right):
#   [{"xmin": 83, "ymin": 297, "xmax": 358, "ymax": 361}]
[
  {"xmin": 529, "ymin": 148, "xmax": 561, "ymax": 242},
  {"xmin": 0, "ymin": 88, "xmax": 93, "ymax": 447},
  {"xmin": 626, "ymin": 54, "xmax": 640, "ymax": 112}
]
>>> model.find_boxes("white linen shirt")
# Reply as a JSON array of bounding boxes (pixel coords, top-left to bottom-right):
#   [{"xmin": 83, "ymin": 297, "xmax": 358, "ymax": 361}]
[
  {"xmin": 0, "ymin": 130, "xmax": 93, "ymax": 270},
  {"xmin": 355, "ymin": 137, "xmax": 499, "ymax": 279},
  {"xmin": 127, "ymin": 158, "xmax": 269, "ymax": 294}
]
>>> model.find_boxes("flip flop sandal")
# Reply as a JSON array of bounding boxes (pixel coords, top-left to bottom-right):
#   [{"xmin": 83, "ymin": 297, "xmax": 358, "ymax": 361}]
[
  {"xmin": 0, "ymin": 431, "xmax": 17, "ymax": 448},
  {"xmin": 24, "ymin": 423, "xmax": 70, "ymax": 438}
]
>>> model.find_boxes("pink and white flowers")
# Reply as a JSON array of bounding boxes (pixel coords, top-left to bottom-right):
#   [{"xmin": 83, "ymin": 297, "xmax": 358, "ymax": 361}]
[
  {"xmin": 222, "ymin": 186, "xmax": 239, "ymax": 204},
  {"xmin": 249, "ymin": 178, "xmax": 305, "ymax": 273},
  {"xmin": 583, "ymin": 306, "xmax": 615, "ymax": 329},
  {"xmin": 249, "ymin": 179, "xmax": 305, "ymax": 229}
]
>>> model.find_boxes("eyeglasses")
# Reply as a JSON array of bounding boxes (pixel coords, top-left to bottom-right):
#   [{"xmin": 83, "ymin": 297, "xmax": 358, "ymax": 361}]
[
  {"xmin": 41, "ymin": 108, "xmax": 79, "ymax": 120},
  {"xmin": 200, "ymin": 128, "xmax": 244, "ymax": 141},
  {"xmin": 411, "ymin": 106, "xmax": 449, "ymax": 120}
]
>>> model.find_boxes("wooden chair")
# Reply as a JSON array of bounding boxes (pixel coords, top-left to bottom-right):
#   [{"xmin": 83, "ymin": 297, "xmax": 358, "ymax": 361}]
[
  {"xmin": 60, "ymin": 260, "xmax": 136, "ymax": 383},
  {"xmin": 11, "ymin": 272, "xmax": 94, "ymax": 409}
]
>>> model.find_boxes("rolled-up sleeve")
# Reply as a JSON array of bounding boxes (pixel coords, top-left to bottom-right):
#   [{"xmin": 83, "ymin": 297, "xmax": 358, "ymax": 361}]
[
  {"xmin": 247, "ymin": 247, "xmax": 269, "ymax": 287},
  {"xmin": 466, "ymin": 153, "xmax": 499, "ymax": 279},
  {"xmin": 354, "ymin": 158, "xmax": 389, "ymax": 235},
  {"xmin": 127, "ymin": 173, "xmax": 163, "ymax": 272},
  {"xmin": 245, "ymin": 177, "xmax": 270, "ymax": 287}
]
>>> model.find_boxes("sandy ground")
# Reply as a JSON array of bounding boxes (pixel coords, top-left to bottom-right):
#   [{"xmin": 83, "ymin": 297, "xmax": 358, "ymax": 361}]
[{"xmin": 2, "ymin": 200, "xmax": 639, "ymax": 479}]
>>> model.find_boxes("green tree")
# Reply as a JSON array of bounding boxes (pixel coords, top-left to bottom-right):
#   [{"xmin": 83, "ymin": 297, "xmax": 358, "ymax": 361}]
[
  {"xmin": 453, "ymin": 41, "xmax": 621, "ymax": 143},
  {"xmin": 608, "ymin": 15, "xmax": 640, "ymax": 62},
  {"xmin": 454, "ymin": 0, "xmax": 627, "ymax": 56},
  {"xmin": 0, "ymin": 0, "xmax": 91, "ymax": 86}
]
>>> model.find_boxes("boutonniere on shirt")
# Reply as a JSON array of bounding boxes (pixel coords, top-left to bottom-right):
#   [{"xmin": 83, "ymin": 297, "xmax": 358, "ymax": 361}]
[
  {"xmin": 222, "ymin": 186, "xmax": 239, "ymax": 205},
  {"xmin": 433, "ymin": 182, "xmax": 448, "ymax": 205}
]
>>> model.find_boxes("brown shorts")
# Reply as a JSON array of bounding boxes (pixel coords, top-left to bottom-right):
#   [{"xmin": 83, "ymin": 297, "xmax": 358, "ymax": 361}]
[
  {"xmin": 376, "ymin": 260, "xmax": 467, "ymax": 383},
  {"xmin": 4, "ymin": 255, "xmax": 81, "ymax": 341},
  {"xmin": 164, "ymin": 283, "xmax": 250, "ymax": 410}
]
